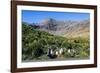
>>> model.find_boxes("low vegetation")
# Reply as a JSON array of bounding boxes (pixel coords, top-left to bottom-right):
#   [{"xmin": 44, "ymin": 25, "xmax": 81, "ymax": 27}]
[{"xmin": 22, "ymin": 23, "xmax": 90, "ymax": 61}]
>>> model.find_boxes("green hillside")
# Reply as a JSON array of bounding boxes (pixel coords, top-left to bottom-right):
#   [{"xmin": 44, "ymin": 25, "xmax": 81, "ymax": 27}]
[{"xmin": 22, "ymin": 23, "xmax": 90, "ymax": 61}]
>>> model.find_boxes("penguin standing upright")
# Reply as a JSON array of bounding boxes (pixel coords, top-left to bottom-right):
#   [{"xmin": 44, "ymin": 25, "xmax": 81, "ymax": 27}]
[{"xmin": 47, "ymin": 48, "xmax": 57, "ymax": 59}]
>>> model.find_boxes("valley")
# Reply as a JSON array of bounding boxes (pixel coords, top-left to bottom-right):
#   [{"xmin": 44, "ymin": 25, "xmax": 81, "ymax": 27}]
[{"xmin": 22, "ymin": 18, "xmax": 90, "ymax": 61}]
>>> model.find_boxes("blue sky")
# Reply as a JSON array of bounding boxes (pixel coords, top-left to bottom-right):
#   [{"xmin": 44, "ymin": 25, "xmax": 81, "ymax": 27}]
[{"xmin": 22, "ymin": 10, "xmax": 90, "ymax": 24}]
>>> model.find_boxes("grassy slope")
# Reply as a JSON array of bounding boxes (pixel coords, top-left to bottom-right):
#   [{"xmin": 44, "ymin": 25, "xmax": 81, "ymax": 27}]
[{"xmin": 22, "ymin": 23, "xmax": 90, "ymax": 61}]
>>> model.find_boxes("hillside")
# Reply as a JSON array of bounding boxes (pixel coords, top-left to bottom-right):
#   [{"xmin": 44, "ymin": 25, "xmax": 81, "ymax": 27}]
[
  {"xmin": 30, "ymin": 18, "xmax": 90, "ymax": 38},
  {"xmin": 22, "ymin": 23, "xmax": 90, "ymax": 61}
]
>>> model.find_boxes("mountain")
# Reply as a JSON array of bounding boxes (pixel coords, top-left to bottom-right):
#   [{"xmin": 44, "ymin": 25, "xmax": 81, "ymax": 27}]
[{"xmin": 29, "ymin": 18, "xmax": 90, "ymax": 38}]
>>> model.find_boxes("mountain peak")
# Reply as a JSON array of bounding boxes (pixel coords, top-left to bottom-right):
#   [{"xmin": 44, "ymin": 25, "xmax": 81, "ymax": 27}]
[{"xmin": 29, "ymin": 18, "xmax": 90, "ymax": 38}]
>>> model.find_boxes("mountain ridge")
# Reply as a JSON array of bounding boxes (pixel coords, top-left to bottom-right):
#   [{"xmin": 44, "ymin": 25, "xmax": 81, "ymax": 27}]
[{"xmin": 29, "ymin": 18, "xmax": 90, "ymax": 38}]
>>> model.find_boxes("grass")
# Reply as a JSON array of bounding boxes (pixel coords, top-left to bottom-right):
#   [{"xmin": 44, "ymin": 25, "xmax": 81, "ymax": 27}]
[{"xmin": 22, "ymin": 23, "xmax": 90, "ymax": 61}]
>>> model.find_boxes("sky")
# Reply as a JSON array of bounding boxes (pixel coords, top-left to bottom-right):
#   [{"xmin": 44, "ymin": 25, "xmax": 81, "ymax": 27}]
[{"xmin": 22, "ymin": 10, "xmax": 90, "ymax": 24}]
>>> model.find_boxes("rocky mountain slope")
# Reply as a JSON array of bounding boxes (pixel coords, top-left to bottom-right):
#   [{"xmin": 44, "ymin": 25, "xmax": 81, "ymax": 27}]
[{"xmin": 30, "ymin": 18, "xmax": 90, "ymax": 38}]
